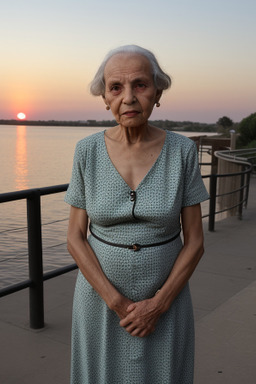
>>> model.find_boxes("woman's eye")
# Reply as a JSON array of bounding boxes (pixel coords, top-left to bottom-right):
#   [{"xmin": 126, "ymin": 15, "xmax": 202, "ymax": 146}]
[
  {"xmin": 110, "ymin": 85, "xmax": 121, "ymax": 93},
  {"xmin": 135, "ymin": 83, "xmax": 146, "ymax": 90}
]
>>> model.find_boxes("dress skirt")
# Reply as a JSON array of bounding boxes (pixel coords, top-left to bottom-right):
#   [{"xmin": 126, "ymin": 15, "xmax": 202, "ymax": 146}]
[{"xmin": 70, "ymin": 236, "xmax": 195, "ymax": 384}]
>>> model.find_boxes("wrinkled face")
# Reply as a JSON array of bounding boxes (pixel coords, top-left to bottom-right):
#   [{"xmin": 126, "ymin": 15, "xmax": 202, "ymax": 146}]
[{"xmin": 103, "ymin": 53, "xmax": 162, "ymax": 129}]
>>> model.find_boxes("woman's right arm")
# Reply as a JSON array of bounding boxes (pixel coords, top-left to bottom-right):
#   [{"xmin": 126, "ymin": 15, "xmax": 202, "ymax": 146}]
[{"xmin": 67, "ymin": 205, "xmax": 133, "ymax": 319}]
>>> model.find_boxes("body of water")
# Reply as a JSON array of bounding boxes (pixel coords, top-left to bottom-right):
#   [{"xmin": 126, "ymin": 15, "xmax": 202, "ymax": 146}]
[{"xmin": 0, "ymin": 125, "xmax": 213, "ymax": 288}]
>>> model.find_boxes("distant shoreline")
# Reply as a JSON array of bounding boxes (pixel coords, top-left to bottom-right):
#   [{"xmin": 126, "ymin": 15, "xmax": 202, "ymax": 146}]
[
  {"xmin": 0, "ymin": 119, "xmax": 117, "ymax": 127},
  {"xmin": 0, "ymin": 119, "xmax": 217, "ymax": 132}
]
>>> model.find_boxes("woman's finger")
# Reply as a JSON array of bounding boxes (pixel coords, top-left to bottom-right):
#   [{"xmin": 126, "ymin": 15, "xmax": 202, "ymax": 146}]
[
  {"xmin": 119, "ymin": 312, "xmax": 135, "ymax": 327},
  {"xmin": 126, "ymin": 303, "xmax": 136, "ymax": 312}
]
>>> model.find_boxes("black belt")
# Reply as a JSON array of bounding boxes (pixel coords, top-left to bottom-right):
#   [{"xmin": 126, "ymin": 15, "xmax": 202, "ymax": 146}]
[{"xmin": 89, "ymin": 225, "xmax": 180, "ymax": 252}]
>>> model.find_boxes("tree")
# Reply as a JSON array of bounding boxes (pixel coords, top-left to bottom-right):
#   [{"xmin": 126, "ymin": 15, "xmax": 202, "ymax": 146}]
[
  {"xmin": 216, "ymin": 116, "xmax": 234, "ymax": 136},
  {"xmin": 217, "ymin": 116, "xmax": 233, "ymax": 129},
  {"xmin": 237, "ymin": 112, "xmax": 256, "ymax": 147}
]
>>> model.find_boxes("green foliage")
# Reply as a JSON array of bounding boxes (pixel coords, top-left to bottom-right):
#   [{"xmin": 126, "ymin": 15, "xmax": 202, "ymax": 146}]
[
  {"xmin": 237, "ymin": 112, "xmax": 256, "ymax": 147},
  {"xmin": 149, "ymin": 120, "xmax": 217, "ymax": 132},
  {"xmin": 217, "ymin": 116, "xmax": 233, "ymax": 128},
  {"xmin": 246, "ymin": 139, "xmax": 256, "ymax": 148},
  {"xmin": 216, "ymin": 116, "xmax": 234, "ymax": 136}
]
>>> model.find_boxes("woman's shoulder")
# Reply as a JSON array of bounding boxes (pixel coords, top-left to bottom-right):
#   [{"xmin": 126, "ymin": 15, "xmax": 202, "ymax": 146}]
[
  {"xmin": 75, "ymin": 130, "xmax": 104, "ymax": 153},
  {"xmin": 71, "ymin": 130, "xmax": 105, "ymax": 163},
  {"xmin": 165, "ymin": 130, "xmax": 196, "ymax": 150},
  {"xmin": 76, "ymin": 130, "xmax": 104, "ymax": 147}
]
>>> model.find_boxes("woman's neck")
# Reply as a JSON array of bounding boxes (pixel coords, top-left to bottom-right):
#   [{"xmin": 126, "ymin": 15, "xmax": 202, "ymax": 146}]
[{"xmin": 109, "ymin": 123, "xmax": 158, "ymax": 145}]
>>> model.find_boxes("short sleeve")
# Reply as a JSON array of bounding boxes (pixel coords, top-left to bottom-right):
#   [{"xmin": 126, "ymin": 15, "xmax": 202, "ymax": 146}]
[
  {"xmin": 182, "ymin": 141, "xmax": 209, "ymax": 207},
  {"xmin": 64, "ymin": 141, "xmax": 87, "ymax": 210}
]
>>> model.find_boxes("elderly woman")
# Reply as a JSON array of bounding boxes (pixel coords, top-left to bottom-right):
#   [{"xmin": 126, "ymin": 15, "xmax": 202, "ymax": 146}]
[{"xmin": 65, "ymin": 45, "xmax": 209, "ymax": 384}]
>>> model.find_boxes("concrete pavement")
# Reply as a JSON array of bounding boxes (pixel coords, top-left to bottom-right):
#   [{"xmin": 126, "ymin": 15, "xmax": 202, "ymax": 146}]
[
  {"xmin": 192, "ymin": 175, "xmax": 256, "ymax": 384},
  {"xmin": 1, "ymin": 176, "xmax": 256, "ymax": 384}
]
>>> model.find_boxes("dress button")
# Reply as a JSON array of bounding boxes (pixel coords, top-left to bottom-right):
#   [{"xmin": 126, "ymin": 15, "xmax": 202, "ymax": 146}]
[{"xmin": 130, "ymin": 190, "xmax": 136, "ymax": 201}]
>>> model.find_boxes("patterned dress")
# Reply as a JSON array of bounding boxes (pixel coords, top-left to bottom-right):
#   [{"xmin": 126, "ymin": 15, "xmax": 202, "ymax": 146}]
[{"xmin": 65, "ymin": 130, "xmax": 209, "ymax": 384}]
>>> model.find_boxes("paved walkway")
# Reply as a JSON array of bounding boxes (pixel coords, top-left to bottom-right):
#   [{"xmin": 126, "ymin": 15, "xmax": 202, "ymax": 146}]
[{"xmin": 1, "ymin": 176, "xmax": 256, "ymax": 384}]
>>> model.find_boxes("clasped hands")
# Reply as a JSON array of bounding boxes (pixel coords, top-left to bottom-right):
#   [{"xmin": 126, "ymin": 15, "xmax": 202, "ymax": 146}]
[{"xmin": 114, "ymin": 295, "xmax": 164, "ymax": 338}]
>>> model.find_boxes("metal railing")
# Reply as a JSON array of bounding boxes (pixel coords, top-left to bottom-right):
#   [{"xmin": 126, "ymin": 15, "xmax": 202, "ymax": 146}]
[
  {"xmin": 0, "ymin": 151, "xmax": 253, "ymax": 328},
  {"xmin": 199, "ymin": 146, "xmax": 253, "ymax": 231},
  {"xmin": 203, "ymin": 167, "xmax": 251, "ymax": 231},
  {"xmin": 214, "ymin": 148, "xmax": 256, "ymax": 174},
  {"xmin": 0, "ymin": 184, "xmax": 77, "ymax": 328}
]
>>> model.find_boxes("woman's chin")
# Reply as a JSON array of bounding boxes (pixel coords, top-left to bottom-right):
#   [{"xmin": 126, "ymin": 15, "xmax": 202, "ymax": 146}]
[{"xmin": 119, "ymin": 115, "xmax": 149, "ymax": 129}]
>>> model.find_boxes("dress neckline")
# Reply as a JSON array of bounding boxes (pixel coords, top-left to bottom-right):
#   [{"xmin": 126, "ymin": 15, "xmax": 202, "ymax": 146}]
[{"xmin": 102, "ymin": 129, "xmax": 168, "ymax": 191}]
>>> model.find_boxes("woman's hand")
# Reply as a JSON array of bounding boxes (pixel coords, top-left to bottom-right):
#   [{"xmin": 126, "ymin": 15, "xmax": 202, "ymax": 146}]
[
  {"xmin": 119, "ymin": 297, "xmax": 163, "ymax": 338},
  {"xmin": 112, "ymin": 295, "xmax": 134, "ymax": 320}
]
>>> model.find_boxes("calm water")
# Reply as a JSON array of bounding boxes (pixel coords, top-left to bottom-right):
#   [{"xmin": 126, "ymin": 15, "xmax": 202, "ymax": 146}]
[{"xmin": 0, "ymin": 125, "xmax": 212, "ymax": 288}]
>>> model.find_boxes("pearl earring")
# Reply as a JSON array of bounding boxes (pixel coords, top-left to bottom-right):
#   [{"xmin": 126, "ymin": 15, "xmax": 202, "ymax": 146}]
[
  {"xmin": 156, "ymin": 102, "xmax": 160, "ymax": 108},
  {"xmin": 106, "ymin": 106, "xmax": 110, "ymax": 110}
]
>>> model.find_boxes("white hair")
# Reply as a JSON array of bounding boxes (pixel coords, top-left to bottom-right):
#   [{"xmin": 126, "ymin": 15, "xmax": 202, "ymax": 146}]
[{"xmin": 90, "ymin": 45, "xmax": 172, "ymax": 96}]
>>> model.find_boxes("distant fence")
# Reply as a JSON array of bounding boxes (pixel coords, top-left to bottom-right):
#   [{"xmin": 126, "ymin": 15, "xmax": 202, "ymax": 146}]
[{"xmin": 0, "ymin": 151, "xmax": 253, "ymax": 328}]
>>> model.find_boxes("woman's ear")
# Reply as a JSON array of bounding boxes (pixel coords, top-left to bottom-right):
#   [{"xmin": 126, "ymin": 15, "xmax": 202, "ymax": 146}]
[
  {"xmin": 155, "ymin": 90, "xmax": 163, "ymax": 103},
  {"xmin": 102, "ymin": 95, "xmax": 110, "ymax": 110}
]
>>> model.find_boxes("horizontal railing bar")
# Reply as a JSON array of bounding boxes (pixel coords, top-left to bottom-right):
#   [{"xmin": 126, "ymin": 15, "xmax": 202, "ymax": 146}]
[
  {"xmin": 217, "ymin": 149, "xmax": 256, "ymax": 156},
  {"xmin": 220, "ymin": 152, "xmax": 256, "ymax": 158},
  {"xmin": 215, "ymin": 185, "xmax": 248, "ymax": 198},
  {"xmin": 0, "ymin": 264, "xmax": 78, "ymax": 297},
  {"xmin": 202, "ymin": 199, "xmax": 246, "ymax": 219},
  {"xmin": 0, "ymin": 184, "xmax": 68, "ymax": 203},
  {"xmin": 201, "ymin": 169, "xmax": 251, "ymax": 181},
  {"xmin": 0, "ymin": 279, "xmax": 32, "ymax": 297},
  {"xmin": 214, "ymin": 198, "xmax": 248, "ymax": 216},
  {"xmin": 39, "ymin": 184, "xmax": 69, "ymax": 196},
  {"xmin": 202, "ymin": 169, "xmax": 251, "ymax": 180},
  {"xmin": 202, "ymin": 195, "xmax": 248, "ymax": 219},
  {"xmin": 215, "ymin": 151, "xmax": 253, "ymax": 170},
  {"xmin": 0, "ymin": 190, "xmax": 34, "ymax": 203},
  {"xmin": 43, "ymin": 264, "xmax": 78, "ymax": 281}
]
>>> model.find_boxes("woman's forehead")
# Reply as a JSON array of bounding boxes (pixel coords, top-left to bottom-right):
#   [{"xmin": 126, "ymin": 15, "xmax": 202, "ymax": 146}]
[{"xmin": 104, "ymin": 53, "xmax": 152, "ymax": 81}]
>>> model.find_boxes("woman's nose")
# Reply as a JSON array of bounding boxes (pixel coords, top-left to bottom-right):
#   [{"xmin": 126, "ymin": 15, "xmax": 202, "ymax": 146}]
[{"xmin": 123, "ymin": 86, "xmax": 136, "ymax": 104}]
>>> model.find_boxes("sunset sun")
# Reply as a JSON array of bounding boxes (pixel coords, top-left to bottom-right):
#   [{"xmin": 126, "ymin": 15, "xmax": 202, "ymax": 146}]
[{"xmin": 17, "ymin": 112, "xmax": 26, "ymax": 120}]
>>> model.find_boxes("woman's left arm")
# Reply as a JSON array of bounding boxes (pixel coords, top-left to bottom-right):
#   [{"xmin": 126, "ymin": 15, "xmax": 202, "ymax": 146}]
[
  {"xmin": 154, "ymin": 203, "xmax": 204, "ymax": 311},
  {"xmin": 120, "ymin": 203, "xmax": 204, "ymax": 337}
]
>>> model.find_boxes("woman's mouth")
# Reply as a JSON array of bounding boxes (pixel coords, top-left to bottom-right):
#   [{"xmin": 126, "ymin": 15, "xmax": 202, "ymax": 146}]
[{"xmin": 122, "ymin": 110, "xmax": 140, "ymax": 117}]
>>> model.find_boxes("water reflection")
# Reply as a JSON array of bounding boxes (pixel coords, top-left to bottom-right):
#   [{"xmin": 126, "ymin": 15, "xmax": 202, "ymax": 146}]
[{"xmin": 15, "ymin": 126, "xmax": 28, "ymax": 190}]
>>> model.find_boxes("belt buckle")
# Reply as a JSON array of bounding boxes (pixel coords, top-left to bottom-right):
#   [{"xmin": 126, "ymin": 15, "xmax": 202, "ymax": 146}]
[{"xmin": 132, "ymin": 243, "xmax": 141, "ymax": 252}]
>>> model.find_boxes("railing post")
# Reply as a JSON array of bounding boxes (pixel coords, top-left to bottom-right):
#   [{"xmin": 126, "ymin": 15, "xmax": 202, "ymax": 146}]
[
  {"xmin": 245, "ymin": 170, "xmax": 251, "ymax": 208},
  {"xmin": 208, "ymin": 174, "xmax": 217, "ymax": 231},
  {"xmin": 238, "ymin": 171, "xmax": 245, "ymax": 220},
  {"xmin": 27, "ymin": 190, "xmax": 44, "ymax": 329}
]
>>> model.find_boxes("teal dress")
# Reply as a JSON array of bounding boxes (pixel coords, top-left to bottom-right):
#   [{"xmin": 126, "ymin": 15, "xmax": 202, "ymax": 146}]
[{"xmin": 65, "ymin": 130, "xmax": 209, "ymax": 384}]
